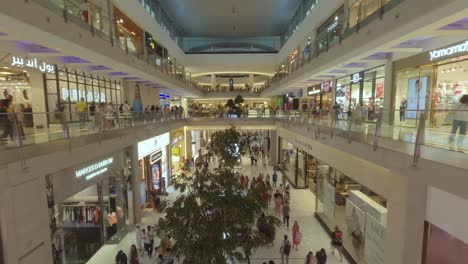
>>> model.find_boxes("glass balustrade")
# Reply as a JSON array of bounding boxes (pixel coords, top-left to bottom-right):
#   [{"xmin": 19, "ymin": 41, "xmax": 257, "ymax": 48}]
[{"xmin": 27, "ymin": 0, "xmax": 203, "ymax": 92}]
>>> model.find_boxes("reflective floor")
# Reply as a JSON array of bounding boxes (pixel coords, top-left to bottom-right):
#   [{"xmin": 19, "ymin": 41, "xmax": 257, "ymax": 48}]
[{"xmin": 86, "ymin": 157, "xmax": 349, "ymax": 264}]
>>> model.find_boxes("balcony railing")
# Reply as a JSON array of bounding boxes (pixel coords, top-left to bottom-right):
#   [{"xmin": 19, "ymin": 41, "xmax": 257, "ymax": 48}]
[
  {"xmin": 1, "ymin": 108, "xmax": 466, "ymax": 169},
  {"xmin": 266, "ymin": 0, "xmax": 402, "ymax": 90},
  {"xmin": 25, "ymin": 0, "xmax": 203, "ymax": 93}
]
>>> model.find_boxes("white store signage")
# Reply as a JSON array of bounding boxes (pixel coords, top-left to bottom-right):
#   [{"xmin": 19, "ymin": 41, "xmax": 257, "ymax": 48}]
[
  {"xmin": 364, "ymin": 213, "xmax": 386, "ymax": 264},
  {"xmin": 75, "ymin": 157, "xmax": 114, "ymax": 181},
  {"xmin": 61, "ymin": 88, "xmax": 106, "ymax": 103},
  {"xmin": 351, "ymin": 72, "xmax": 364, "ymax": 84},
  {"xmin": 429, "ymin": 40, "xmax": 468, "ymax": 61},
  {"xmin": 11, "ymin": 56, "xmax": 55, "ymax": 73},
  {"xmin": 138, "ymin": 133, "xmax": 170, "ymax": 159}
]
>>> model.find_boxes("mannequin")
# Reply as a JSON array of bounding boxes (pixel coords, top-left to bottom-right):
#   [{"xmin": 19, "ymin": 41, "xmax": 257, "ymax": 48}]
[{"xmin": 400, "ymin": 97, "xmax": 407, "ymax": 122}]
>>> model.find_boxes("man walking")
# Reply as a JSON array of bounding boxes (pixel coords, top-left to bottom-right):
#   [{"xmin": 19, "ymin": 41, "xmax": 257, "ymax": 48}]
[
  {"xmin": 280, "ymin": 235, "xmax": 291, "ymax": 264},
  {"xmin": 283, "ymin": 202, "xmax": 290, "ymax": 229},
  {"xmin": 272, "ymin": 171, "xmax": 278, "ymax": 188}
]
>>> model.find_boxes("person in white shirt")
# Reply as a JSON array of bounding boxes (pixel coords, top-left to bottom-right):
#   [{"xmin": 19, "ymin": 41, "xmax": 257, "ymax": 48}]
[{"xmin": 122, "ymin": 101, "xmax": 132, "ymax": 127}]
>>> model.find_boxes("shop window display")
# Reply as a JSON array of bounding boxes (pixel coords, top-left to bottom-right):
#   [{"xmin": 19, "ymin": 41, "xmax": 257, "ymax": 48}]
[
  {"xmin": 317, "ymin": 7, "xmax": 344, "ymax": 55},
  {"xmin": 44, "ymin": 68, "xmax": 122, "ymax": 124},
  {"xmin": 348, "ymin": 0, "xmax": 391, "ymax": 28},
  {"xmin": 278, "ymin": 138, "xmax": 307, "ymax": 188},
  {"xmin": 335, "ymin": 66, "xmax": 385, "ymax": 121},
  {"xmin": 315, "ymin": 160, "xmax": 387, "ymax": 264}
]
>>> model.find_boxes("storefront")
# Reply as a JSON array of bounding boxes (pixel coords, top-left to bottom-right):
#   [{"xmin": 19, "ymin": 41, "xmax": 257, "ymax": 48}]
[
  {"xmin": 315, "ymin": 160, "xmax": 387, "ymax": 264},
  {"xmin": 335, "ymin": 65, "xmax": 385, "ymax": 121},
  {"xmin": 2, "ymin": 53, "xmax": 51, "ymax": 129},
  {"xmin": 170, "ymin": 129, "xmax": 185, "ymax": 176},
  {"xmin": 114, "ymin": 6, "xmax": 144, "ymax": 57},
  {"xmin": 317, "ymin": 6, "xmax": 344, "ymax": 54},
  {"xmin": 306, "ymin": 81, "xmax": 333, "ymax": 110},
  {"xmin": 393, "ymin": 40, "xmax": 468, "ymax": 127},
  {"xmin": 44, "ymin": 68, "xmax": 122, "ymax": 124},
  {"xmin": 278, "ymin": 137, "xmax": 308, "ymax": 189},
  {"xmin": 349, "ymin": 0, "xmax": 391, "ymax": 29},
  {"xmin": 46, "ymin": 150, "xmax": 133, "ymax": 264},
  {"xmin": 137, "ymin": 133, "xmax": 170, "ymax": 208},
  {"xmin": 145, "ymin": 31, "xmax": 165, "ymax": 66}
]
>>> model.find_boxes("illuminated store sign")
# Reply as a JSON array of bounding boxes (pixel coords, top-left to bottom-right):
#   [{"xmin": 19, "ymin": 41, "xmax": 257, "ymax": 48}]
[
  {"xmin": 11, "ymin": 56, "xmax": 55, "ymax": 73},
  {"xmin": 308, "ymin": 84, "xmax": 321, "ymax": 95},
  {"xmin": 429, "ymin": 41, "xmax": 468, "ymax": 61},
  {"xmin": 150, "ymin": 151, "xmax": 163, "ymax": 164},
  {"xmin": 351, "ymin": 72, "xmax": 364, "ymax": 84},
  {"xmin": 62, "ymin": 88, "xmax": 106, "ymax": 103},
  {"xmin": 75, "ymin": 157, "xmax": 114, "ymax": 180}
]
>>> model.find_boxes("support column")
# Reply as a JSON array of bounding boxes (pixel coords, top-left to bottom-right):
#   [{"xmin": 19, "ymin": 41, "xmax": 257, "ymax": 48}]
[
  {"xmin": 130, "ymin": 145, "xmax": 142, "ymax": 224},
  {"xmin": 211, "ymin": 74, "xmax": 216, "ymax": 91},
  {"xmin": 343, "ymin": 0, "xmax": 350, "ymax": 29},
  {"xmin": 249, "ymin": 74, "xmax": 254, "ymax": 91},
  {"xmin": 331, "ymin": 77, "xmax": 337, "ymax": 105},
  {"xmin": 269, "ymin": 130, "xmax": 278, "ymax": 165},
  {"xmin": 382, "ymin": 54, "xmax": 394, "ymax": 125},
  {"xmin": 184, "ymin": 127, "xmax": 192, "ymax": 162}
]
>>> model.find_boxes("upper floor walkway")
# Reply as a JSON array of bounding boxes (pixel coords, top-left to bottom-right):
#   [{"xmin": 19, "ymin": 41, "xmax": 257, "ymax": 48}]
[{"xmin": 0, "ymin": 109, "xmax": 466, "ymax": 170}]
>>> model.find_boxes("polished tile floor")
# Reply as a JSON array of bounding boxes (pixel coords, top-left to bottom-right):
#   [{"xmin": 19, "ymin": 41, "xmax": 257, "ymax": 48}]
[{"xmin": 86, "ymin": 157, "xmax": 349, "ymax": 264}]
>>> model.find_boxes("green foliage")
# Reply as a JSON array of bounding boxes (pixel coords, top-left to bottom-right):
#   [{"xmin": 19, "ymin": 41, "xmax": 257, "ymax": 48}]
[
  {"xmin": 226, "ymin": 99, "xmax": 235, "ymax": 109},
  {"xmin": 234, "ymin": 95, "xmax": 245, "ymax": 105},
  {"xmin": 211, "ymin": 126, "xmax": 245, "ymax": 168},
  {"xmin": 155, "ymin": 127, "xmax": 281, "ymax": 264}
]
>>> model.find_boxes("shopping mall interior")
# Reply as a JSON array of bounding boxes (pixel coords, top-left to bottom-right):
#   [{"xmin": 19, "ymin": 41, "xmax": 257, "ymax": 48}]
[{"xmin": 0, "ymin": 0, "xmax": 468, "ymax": 263}]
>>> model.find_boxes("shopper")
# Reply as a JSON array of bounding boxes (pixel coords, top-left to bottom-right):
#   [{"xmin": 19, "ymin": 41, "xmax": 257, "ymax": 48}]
[
  {"xmin": 280, "ymin": 235, "xmax": 291, "ymax": 264},
  {"xmin": 122, "ymin": 101, "xmax": 132, "ymax": 127},
  {"xmin": 141, "ymin": 229, "xmax": 149, "ymax": 257},
  {"xmin": 89, "ymin": 102, "xmax": 96, "ymax": 126},
  {"xmin": 272, "ymin": 171, "xmax": 278, "ymax": 188},
  {"xmin": 449, "ymin": 94, "xmax": 468, "ymax": 145},
  {"xmin": 330, "ymin": 226, "xmax": 343, "ymax": 262},
  {"xmin": 129, "ymin": 244, "xmax": 139, "ymax": 264},
  {"xmin": 79, "ymin": 0, "xmax": 89, "ymax": 24},
  {"xmin": 76, "ymin": 97, "xmax": 87, "ymax": 130},
  {"xmin": 147, "ymin": 226, "xmax": 155, "ymax": 258},
  {"xmin": 292, "ymin": 221, "xmax": 301, "ymax": 250},
  {"xmin": 115, "ymin": 250, "xmax": 128, "ymax": 264},
  {"xmin": 316, "ymin": 248, "xmax": 327, "ymax": 264},
  {"xmin": 104, "ymin": 102, "xmax": 115, "ymax": 129},
  {"xmin": 305, "ymin": 251, "xmax": 318, "ymax": 264},
  {"xmin": 283, "ymin": 202, "xmax": 290, "ymax": 228}
]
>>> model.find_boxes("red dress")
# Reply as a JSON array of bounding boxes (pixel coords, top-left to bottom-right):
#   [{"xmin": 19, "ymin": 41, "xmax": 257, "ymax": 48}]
[{"xmin": 292, "ymin": 225, "xmax": 301, "ymax": 246}]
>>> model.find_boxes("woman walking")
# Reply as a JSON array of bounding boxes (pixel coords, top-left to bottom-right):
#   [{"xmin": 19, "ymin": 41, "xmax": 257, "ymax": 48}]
[
  {"xmin": 292, "ymin": 221, "xmax": 301, "ymax": 250},
  {"xmin": 129, "ymin": 244, "xmax": 139, "ymax": 264},
  {"xmin": 305, "ymin": 251, "xmax": 318, "ymax": 264}
]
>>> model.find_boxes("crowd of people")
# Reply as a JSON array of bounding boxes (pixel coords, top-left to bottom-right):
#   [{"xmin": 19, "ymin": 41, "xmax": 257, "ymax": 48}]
[{"xmin": 114, "ymin": 225, "xmax": 174, "ymax": 264}]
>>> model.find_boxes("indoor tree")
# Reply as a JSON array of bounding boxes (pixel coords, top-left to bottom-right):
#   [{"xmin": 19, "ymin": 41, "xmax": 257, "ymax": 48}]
[{"xmin": 155, "ymin": 126, "xmax": 280, "ymax": 264}]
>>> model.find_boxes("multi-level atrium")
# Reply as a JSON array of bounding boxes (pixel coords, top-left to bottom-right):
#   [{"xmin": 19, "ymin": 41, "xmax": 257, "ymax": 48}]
[{"xmin": 1, "ymin": 0, "xmax": 468, "ymax": 263}]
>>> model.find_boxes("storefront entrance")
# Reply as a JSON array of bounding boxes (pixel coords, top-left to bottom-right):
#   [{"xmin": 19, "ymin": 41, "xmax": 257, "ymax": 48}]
[
  {"xmin": 315, "ymin": 160, "xmax": 387, "ymax": 264},
  {"xmin": 46, "ymin": 152, "xmax": 132, "ymax": 264},
  {"xmin": 394, "ymin": 54, "xmax": 468, "ymax": 128},
  {"xmin": 137, "ymin": 133, "xmax": 170, "ymax": 208}
]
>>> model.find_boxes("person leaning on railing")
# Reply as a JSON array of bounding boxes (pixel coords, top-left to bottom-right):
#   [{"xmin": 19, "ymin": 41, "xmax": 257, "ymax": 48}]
[{"xmin": 449, "ymin": 94, "xmax": 468, "ymax": 145}]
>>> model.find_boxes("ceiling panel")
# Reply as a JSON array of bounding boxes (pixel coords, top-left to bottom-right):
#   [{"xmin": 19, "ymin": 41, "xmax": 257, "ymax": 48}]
[{"xmin": 159, "ymin": 0, "xmax": 302, "ymax": 37}]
